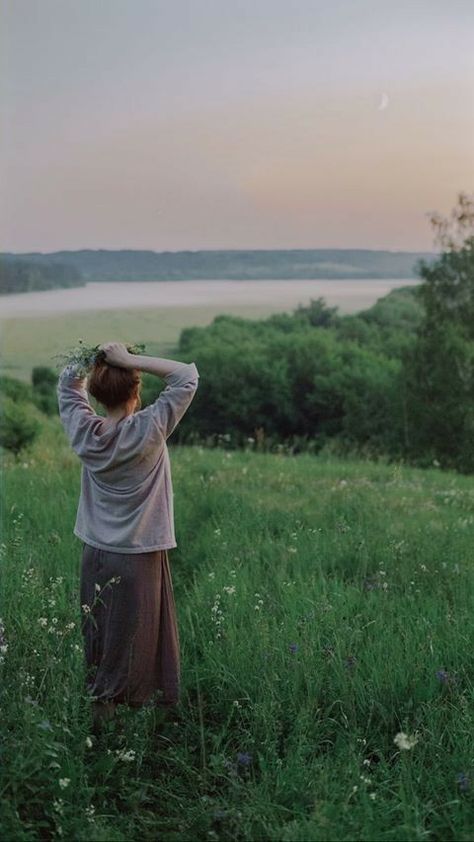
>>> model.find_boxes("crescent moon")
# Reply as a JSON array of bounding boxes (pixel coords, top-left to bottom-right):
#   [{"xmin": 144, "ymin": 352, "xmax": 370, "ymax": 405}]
[{"xmin": 377, "ymin": 92, "xmax": 389, "ymax": 110}]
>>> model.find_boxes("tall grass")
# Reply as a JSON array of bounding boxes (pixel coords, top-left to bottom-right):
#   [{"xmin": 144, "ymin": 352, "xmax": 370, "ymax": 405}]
[{"xmin": 1, "ymin": 416, "xmax": 473, "ymax": 841}]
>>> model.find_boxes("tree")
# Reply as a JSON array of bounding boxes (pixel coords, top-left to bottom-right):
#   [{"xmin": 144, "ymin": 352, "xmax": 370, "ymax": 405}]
[{"xmin": 403, "ymin": 192, "xmax": 474, "ymax": 472}]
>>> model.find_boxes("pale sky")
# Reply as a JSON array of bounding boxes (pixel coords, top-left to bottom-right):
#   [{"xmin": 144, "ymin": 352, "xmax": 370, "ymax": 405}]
[{"xmin": 1, "ymin": 0, "xmax": 473, "ymax": 252}]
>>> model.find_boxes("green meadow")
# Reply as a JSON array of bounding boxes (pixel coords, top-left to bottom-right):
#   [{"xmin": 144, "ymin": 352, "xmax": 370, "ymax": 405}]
[
  {"xmin": 0, "ymin": 301, "xmax": 315, "ymax": 382},
  {"xmin": 1, "ymin": 412, "xmax": 474, "ymax": 841}
]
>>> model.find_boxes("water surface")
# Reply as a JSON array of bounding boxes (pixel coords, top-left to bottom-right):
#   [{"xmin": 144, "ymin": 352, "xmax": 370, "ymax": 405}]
[{"xmin": 0, "ymin": 278, "xmax": 420, "ymax": 319}]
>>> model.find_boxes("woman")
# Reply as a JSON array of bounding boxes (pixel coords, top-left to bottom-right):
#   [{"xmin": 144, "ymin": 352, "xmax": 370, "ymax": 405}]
[{"xmin": 56, "ymin": 341, "xmax": 199, "ymax": 733}]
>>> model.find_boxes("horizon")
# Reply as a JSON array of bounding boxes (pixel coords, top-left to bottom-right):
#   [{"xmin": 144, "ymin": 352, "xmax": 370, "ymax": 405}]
[
  {"xmin": 3, "ymin": 245, "xmax": 437, "ymax": 257},
  {"xmin": 2, "ymin": 0, "xmax": 472, "ymax": 253}
]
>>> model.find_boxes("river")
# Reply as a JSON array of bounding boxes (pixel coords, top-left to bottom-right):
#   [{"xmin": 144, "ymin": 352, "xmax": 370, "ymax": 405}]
[{"xmin": 0, "ymin": 278, "xmax": 420, "ymax": 319}]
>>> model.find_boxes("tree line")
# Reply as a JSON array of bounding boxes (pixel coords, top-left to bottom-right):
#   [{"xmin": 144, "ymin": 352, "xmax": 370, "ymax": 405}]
[{"xmin": 0, "ymin": 257, "xmax": 84, "ymax": 295}]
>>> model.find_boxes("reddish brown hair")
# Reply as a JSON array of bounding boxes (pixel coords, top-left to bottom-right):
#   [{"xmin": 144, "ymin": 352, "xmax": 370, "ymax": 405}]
[{"xmin": 87, "ymin": 360, "xmax": 142, "ymax": 411}]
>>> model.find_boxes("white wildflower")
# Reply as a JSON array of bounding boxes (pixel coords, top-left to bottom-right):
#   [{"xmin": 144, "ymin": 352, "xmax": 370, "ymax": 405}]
[
  {"xmin": 393, "ymin": 731, "xmax": 419, "ymax": 751},
  {"xmin": 116, "ymin": 748, "xmax": 136, "ymax": 762}
]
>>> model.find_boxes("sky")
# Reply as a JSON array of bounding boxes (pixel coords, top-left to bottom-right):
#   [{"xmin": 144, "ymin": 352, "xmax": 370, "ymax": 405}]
[{"xmin": 1, "ymin": 0, "xmax": 473, "ymax": 253}]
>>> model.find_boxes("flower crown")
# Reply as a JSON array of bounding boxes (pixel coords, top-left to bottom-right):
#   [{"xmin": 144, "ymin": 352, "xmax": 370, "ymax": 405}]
[{"xmin": 52, "ymin": 339, "xmax": 146, "ymax": 378}]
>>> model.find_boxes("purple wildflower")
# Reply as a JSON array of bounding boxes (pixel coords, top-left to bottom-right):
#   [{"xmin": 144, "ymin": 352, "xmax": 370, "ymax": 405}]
[
  {"xmin": 236, "ymin": 751, "xmax": 252, "ymax": 767},
  {"xmin": 289, "ymin": 643, "xmax": 299, "ymax": 654},
  {"xmin": 457, "ymin": 773, "xmax": 469, "ymax": 792},
  {"xmin": 436, "ymin": 670, "xmax": 455, "ymax": 684}
]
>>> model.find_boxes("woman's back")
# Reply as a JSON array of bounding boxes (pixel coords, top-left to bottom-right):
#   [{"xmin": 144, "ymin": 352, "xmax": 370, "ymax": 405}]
[{"xmin": 57, "ymin": 360, "xmax": 199, "ymax": 553}]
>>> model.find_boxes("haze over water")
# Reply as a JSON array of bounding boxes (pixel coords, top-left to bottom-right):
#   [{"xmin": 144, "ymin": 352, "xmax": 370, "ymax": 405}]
[{"xmin": 0, "ymin": 279, "xmax": 420, "ymax": 320}]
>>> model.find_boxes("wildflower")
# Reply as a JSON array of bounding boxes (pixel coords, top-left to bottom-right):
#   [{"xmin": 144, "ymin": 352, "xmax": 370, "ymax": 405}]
[
  {"xmin": 116, "ymin": 748, "xmax": 136, "ymax": 762},
  {"xmin": 38, "ymin": 617, "xmax": 48, "ymax": 627},
  {"xmin": 85, "ymin": 736, "xmax": 93, "ymax": 748},
  {"xmin": 85, "ymin": 805, "xmax": 95, "ymax": 820},
  {"xmin": 66, "ymin": 622, "xmax": 76, "ymax": 631},
  {"xmin": 223, "ymin": 585, "xmax": 236, "ymax": 595},
  {"xmin": 208, "ymin": 572, "xmax": 215, "ymax": 579},
  {"xmin": 436, "ymin": 669, "xmax": 450, "ymax": 684},
  {"xmin": 393, "ymin": 731, "xmax": 419, "ymax": 751},
  {"xmin": 369, "ymin": 792, "xmax": 376, "ymax": 800},
  {"xmin": 81, "ymin": 604, "xmax": 91, "ymax": 614},
  {"xmin": 53, "ymin": 799, "xmax": 64, "ymax": 815},
  {"xmin": 58, "ymin": 778, "xmax": 70, "ymax": 789},
  {"xmin": 236, "ymin": 751, "xmax": 252, "ymax": 767},
  {"xmin": 457, "ymin": 772, "xmax": 469, "ymax": 792},
  {"xmin": 95, "ymin": 583, "xmax": 101, "ymax": 593},
  {"xmin": 289, "ymin": 643, "xmax": 299, "ymax": 654}
]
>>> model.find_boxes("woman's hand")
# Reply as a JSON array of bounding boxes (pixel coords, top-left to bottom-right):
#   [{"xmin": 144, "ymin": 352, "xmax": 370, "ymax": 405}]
[{"xmin": 98, "ymin": 341, "xmax": 134, "ymax": 369}]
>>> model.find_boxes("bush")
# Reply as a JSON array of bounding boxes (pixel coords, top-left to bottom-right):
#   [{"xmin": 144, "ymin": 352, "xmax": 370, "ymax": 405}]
[
  {"xmin": 32, "ymin": 366, "xmax": 57, "ymax": 390},
  {"xmin": 31, "ymin": 366, "xmax": 59, "ymax": 416},
  {"xmin": 0, "ymin": 375, "xmax": 34, "ymax": 403},
  {"xmin": 0, "ymin": 397, "xmax": 41, "ymax": 457}
]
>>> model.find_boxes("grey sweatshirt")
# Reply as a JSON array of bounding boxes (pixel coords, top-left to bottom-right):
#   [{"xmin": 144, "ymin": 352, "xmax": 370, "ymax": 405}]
[{"xmin": 57, "ymin": 361, "xmax": 199, "ymax": 553}]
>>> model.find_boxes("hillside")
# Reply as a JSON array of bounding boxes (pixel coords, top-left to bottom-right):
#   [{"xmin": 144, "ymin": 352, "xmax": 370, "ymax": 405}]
[
  {"xmin": 1, "ymin": 248, "xmax": 437, "ymax": 286},
  {"xmin": 1, "ymin": 424, "xmax": 473, "ymax": 841}
]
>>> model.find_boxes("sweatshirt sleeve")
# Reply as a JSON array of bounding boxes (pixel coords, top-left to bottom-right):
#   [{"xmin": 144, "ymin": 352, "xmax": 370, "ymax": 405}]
[
  {"xmin": 57, "ymin": 363, "xmax": 95, "ymax": 451},
  {"xmin": 148, "ymin": 362, "xmax": 200, "ymax": 441}
]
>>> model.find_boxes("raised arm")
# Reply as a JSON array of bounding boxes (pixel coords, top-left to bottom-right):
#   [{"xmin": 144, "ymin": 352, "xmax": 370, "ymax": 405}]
[
  {"xmin": 99, "ymin": 342, "xmax": 200, "ymax": 440},
  {"xmin": 57, "ymin": 363, "xmax": 95, "ymax": 450}
]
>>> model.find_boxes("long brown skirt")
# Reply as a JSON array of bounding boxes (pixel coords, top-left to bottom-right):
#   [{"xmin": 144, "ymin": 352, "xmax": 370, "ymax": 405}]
[{"xmin": 80, "ymin": 543, "xmax": 180, "ymax": 708}]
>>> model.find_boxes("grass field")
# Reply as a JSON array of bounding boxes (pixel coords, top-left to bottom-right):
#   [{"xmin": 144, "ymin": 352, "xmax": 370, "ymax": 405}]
[
  {"xmin": 0, "ymin": 301, "xmax": 310, "ymax": 382},
  {"xmin": 1, "ymin": 413, "xmax": 473, "ymax": 841}
]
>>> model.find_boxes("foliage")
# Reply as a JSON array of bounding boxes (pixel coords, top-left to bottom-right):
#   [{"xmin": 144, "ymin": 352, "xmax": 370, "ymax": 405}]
[
  {"xmin": 0, "ymin": 375, "xmax": 35, "ymax": 404},
  {"xmin": 403, "ymin": 192, "xmax": 474, "ymax": 473},
  {"xmin": 30, "ymin": 367, "xmax": 60, "ymax": 416},
  {"xmin": 52, "ymin": 340, "xmax": 147, "ymax": 378},
  {"xmin": 0, "ymin": 396, "xmax": 41, "ymax": 456},
  {"xmin": 172, "ymin": 290, "xmax": 422, "ymax": 461},
  {"xmin": 0, "ymin": 256, "xmax": 84, "ymax": 295}
]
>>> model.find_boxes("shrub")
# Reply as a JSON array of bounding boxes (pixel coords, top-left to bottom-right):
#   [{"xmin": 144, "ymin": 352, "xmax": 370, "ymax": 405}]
[
  {"xmin": 0, "ymin": 375, "xmax": 34, "ymax": 403},
  {"xmin": 31, "ymin": 366, "xmax": 59, "ymax": 416},
  {"xmin": 0, "ymin": 397, "xmax": 41, "ymax": 457}
]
